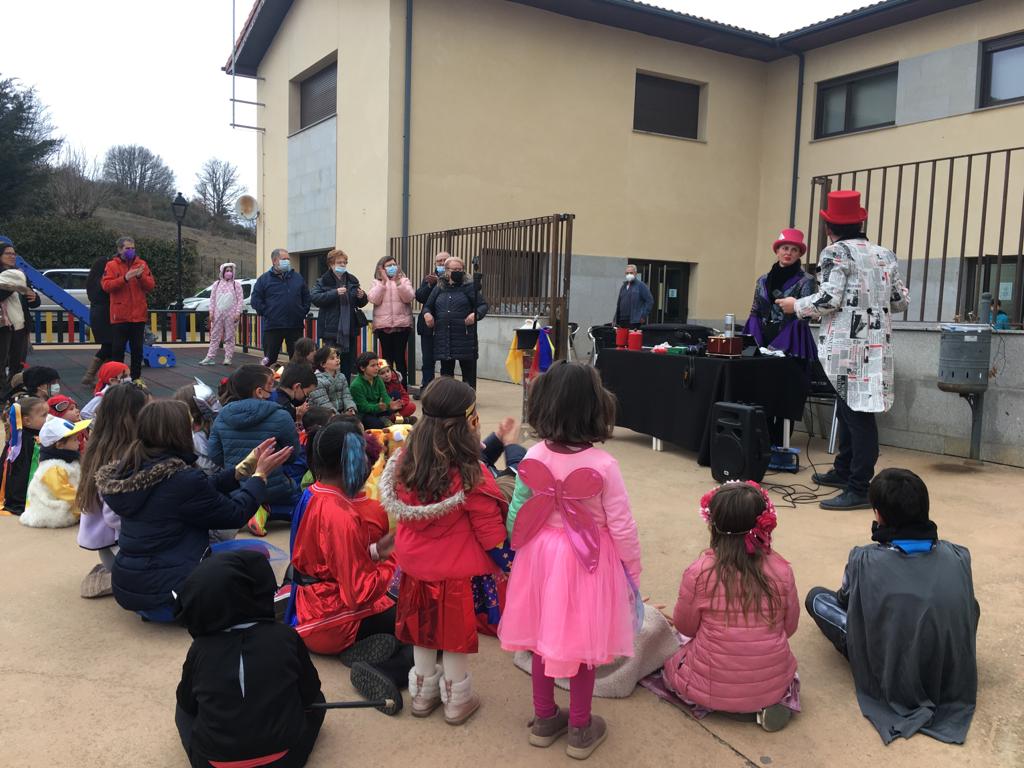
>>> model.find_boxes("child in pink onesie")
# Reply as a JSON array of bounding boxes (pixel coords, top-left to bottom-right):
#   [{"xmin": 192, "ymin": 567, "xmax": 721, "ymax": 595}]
[
  {"xmin": 200, "ymin": 262, "xmax": 244, "ymax": 366},
  {"xmin": 499, "ymin": 362, "xmax": 641, "ymax": 760}
]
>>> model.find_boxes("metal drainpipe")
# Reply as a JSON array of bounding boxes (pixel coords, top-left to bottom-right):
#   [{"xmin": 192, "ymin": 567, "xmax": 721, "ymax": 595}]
[
  {"xmin": 402, "ymin": 0, "xmax": 417, "ymax": 384},
  {"xmin": 789, "ymin": 51, "xmax": 805, "ymax": 228}
]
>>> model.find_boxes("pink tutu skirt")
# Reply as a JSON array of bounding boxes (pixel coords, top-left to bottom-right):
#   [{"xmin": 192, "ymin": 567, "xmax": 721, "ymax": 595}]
[{"xmin": 498, "ymin": 525, "xmax": 634, "ymax": 678}]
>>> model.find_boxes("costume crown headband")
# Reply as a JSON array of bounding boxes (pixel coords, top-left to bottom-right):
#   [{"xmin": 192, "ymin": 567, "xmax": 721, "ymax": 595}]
[{"xmin": 699, "ymin": 480, "xmax": 777, "ymax": 555}]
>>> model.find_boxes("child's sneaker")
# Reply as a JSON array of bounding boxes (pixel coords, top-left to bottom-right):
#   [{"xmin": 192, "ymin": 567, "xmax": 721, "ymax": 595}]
[
  {"xmin": 223, "ymin": 357, "xmax": 233, "ymax": 366},
  {"xmin": 198, "ymin": 357, "xmax": 215, "ymax": 366},
  {"xmin": 566, "ymin": 715, "xmax": 607, "ymax": 760},
  {"xmin": 80, "ymin": 563, "xmax": 113, "ymax": 599},
  {"xmin": 350, "ymin": 662, "xmax": 402, "ymax": 716},
  {"xmin": 408, "ymin": 664, "xmax": 443, "ymax": 718},
  {"xmin": 246, "ymin": 507, "xmax": 269, "ymax": 537},
  {"xmin": 339, "ymin": 633, "xmax": 398, "ymax": 668},
  {"xmin": 529, "ymin": 707, "xmax": 569, "ymax": 747},
  {"xmin": 756, "ymin": 704, "xmax": 792, "ymax": 732},
  {"xmin": 440, "ymin": 673, "xmax": 480, "ymax": 726}
]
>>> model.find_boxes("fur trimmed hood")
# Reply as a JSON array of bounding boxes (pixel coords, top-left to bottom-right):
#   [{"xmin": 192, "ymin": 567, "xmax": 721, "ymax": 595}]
[
  {"xmin": 378, "ymin": 449, "xmax": 465, "ymax": 522},
  {"xmin": 96, "ymin": 457, "xmax": 189, "ymax": 517}
]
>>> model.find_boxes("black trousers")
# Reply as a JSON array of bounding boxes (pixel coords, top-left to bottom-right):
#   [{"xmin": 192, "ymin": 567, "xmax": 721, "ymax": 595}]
[
  {"xmin": 354, "ymin": 605, "xmax": 414, "ymax": 689},
  {"xmin": 175, "ymin": 695, "xmax": 325, "ymax": 768},
  {"xmin": 93, "ymin": 342, "xmax": 113, "ymax": 362},
  {"xmin": 0, "ymin": 326, "xmax": 15, "ymax": 382},
  {"xmin": 833, "ymin": 396, "xmax": 879, "ymax": 496},
  {"xmin": 360, "ymin": 413, "xmax": 391, "ymax": 430},
  {"xmin": 110, "ymin": 322, "xmax": 146, "ymax": 380},
  {"xmin": 419, "ymin": 332, "xmax": 436, "ymax": 389},
  {"xmin": 263, "ymin": 327, "xmax": 302, "ymax": 366},
  {"xmin": 440, "ymin": 358, "xmax": 477, "ymax": 390},
  {"xmin": 805, "ymin": 587, "xmax": 848, "ymax": 658},
  {"xmin": 376, "ymin": 329, "xmax": 410, "ymax": 381}
]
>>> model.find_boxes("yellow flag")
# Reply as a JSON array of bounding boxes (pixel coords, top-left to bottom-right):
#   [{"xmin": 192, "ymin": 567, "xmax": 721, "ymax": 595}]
[{"xmin": 505, "ymin": 335, "xmax": 525, "ymax": 384}]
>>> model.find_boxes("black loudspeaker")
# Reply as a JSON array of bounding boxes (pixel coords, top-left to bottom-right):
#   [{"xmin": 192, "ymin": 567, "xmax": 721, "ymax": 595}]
[{"xmin": 710, "ymin": 402, "xmax": 771, "ymax": 483}]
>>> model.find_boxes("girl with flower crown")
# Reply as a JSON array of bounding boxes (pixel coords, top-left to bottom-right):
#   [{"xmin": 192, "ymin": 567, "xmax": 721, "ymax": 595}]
[{"xmin": 661, "ymin": 481, "xmax": 800, "ymax": 732}]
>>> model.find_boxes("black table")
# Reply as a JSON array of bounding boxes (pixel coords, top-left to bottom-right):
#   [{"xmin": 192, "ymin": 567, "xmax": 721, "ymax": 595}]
[{"xmin": 596, "ymin": 349, "xmax": 809, "ymax": 463}]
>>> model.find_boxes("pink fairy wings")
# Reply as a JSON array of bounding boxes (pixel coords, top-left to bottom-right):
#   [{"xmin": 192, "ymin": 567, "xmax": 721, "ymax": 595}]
[{"xmin": 511, "ymin": 458, "xmax": 604, "ymax": 573}]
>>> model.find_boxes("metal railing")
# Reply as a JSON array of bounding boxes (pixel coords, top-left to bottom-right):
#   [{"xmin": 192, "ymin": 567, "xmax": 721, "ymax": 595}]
[
  {"xmin": 30, "ymin": 309, "xmax": 382, "ymax": 358},
  {"xmin": 808, "ymin": 146, "xmax": 1024, "ymax": 325},
  {"xmin": 388, "ymin": 213, "xmax": 575, "ymax": 357}
]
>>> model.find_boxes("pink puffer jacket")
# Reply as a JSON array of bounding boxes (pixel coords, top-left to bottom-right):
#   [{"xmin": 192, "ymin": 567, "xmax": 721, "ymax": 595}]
[
  {"xmin": 367, "ymin": 277, "xmax": 415, "ymax": 331},
  {"xmin": 662, "ymin": 550, "xmax": 799, "ymax": 713}
]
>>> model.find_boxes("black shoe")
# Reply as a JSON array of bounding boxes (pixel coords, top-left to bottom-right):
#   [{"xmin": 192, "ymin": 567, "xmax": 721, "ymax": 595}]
[
  {"xmin": 339, "ymin": 633, "xmax": 399, "ymax": 668},
  {"xmin": 820, "ymin": 490, "xmax": 871, "ymax": 510},
  {"xmin": 350, "ymin": 662, "xmax": 403, "ymax": 716},
  {"xmin": 812, "ymin": 470, "xmax": 848, "ymax": 489}
]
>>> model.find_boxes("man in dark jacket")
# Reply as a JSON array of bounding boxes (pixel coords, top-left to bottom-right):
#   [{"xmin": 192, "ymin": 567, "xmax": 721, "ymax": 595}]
[
  {"xmin": 613, "ymin": 264, "xmax": 653, "ymax": 328},
  {"xmin": 174, "ymin": 550, "xmax": 325, "ymax": 768},
  {"xmin": 310, "ymin": 249, "xmax": 367, "ymax": 380},
  {"xmin": 805, "ymin": 468, "xmax": 980, "ymax": 745},
  {"xmin": 83, "ymin": 252, "xmax": 113, "ymax": 385},
  {"xmin": 251, "ymin": 248, "xmax": 312, "ymax": 366},
  {"xmin": 422, "ymin": 256, "xmax": 488, "ymax": 390},
  {"xmin": 414, "ymin": 251, "xmax": 449, "ymax": 394}
]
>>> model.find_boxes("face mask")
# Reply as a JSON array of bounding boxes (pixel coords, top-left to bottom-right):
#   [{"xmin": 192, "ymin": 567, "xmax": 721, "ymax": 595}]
[
  {"xmin": 223, "ymin": 270, "xmax": 234, "ymax": 280},
  {"xmin": 450, "ymin": 270, "xmax": 465, "ymax": 285},
  {"xmin": 385, "ymin": 265, "xmax": 398, "ymax": 277},
  {"xmin": 122, "ymin": 248, "xmax": 136, "ymax": 261},
  {"xmin": 49, "ymin": 383, "xmax": 60, "ymax": 395},
  {"xmin": 625, "ymin": 273, "xmax": 635, "ymax": 282},
  {"xmin": 334, "ymin": 265, "xmax": 347, "ymax": 275},
  {"xmin": 278, "ymin": 259, "xmax": 291, "ymax": 272},
  {"xmin": 435, "ymin": 265, "xmax": 446, "ymax": 276}
]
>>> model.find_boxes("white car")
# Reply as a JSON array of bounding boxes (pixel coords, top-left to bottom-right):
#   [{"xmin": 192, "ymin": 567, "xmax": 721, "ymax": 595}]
[
  {"xmin": 36, "ymin": 268, "xmax": 91, "ymax": 312},
  {"xmin": 177, "ymin": 279, "xmax": 257, "ymax": 312}
]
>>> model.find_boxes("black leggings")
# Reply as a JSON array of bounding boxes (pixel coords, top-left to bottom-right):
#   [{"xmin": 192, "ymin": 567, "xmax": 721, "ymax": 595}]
[
  {"xmin": 354, "ymin": 605, "xmax": 414, "ymax": 688},
  {"xmin": 375, "ymin": 329, "xmax": 410, "ymax": 381},
  {"xmin": 440, "ymin": 358, "xmax": 477, "ymax": 389}
]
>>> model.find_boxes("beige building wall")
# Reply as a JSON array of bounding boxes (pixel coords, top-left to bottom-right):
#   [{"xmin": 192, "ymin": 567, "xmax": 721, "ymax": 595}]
[{"xmin": 406, "ymin": 0, "xmax": 770, "ymax": 322}]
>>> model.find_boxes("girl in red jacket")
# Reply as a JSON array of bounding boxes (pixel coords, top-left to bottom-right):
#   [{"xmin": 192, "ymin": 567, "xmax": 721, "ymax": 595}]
[
  {"xmin": 378, "ymin": 361, "xmax": 417, "ymax": 423},
  {"xmin": 379, "ymin": 377, "xmax": 509, "ymax": 726},
  {"xmin": 662, "ymin": 481, "xmax": 800, "ymax": 732}
]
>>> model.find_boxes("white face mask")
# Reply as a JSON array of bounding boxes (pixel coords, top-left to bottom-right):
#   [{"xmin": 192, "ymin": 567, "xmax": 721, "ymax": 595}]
[
  {"xmin": 625, "ymin": 273, "xmax": 636, "ymax": 283},
  {"xmin": 278, "ymin": 259, "xmax": 291, "ymax": 272},
  {"xmin": 49, "ymin": 383, "xmax": 60, "ymax": 395}
]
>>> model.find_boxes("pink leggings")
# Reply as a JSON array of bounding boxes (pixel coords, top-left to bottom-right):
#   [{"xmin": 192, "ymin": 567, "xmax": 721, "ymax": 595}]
[{"xmin": 532, "ymin": 654, "xmax": 595, "ymax": 728}]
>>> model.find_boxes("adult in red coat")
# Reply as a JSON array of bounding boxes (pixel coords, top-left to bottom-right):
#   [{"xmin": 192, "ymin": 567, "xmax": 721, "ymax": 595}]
[{"xmin": 101, "ymin": 237, "xmax": 155, "ymax": 381}]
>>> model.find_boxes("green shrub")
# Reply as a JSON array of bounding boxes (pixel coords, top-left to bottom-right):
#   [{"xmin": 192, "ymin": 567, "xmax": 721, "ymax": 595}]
[{"xmin": 0, "ymin": 215, "xmax": 199, "ymax": 309}]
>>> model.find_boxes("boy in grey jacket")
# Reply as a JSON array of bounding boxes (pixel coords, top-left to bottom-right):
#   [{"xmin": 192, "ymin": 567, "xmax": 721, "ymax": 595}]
[{"xmin": 308, "ymin": 346, "xmax": 356, "ymax": 414}]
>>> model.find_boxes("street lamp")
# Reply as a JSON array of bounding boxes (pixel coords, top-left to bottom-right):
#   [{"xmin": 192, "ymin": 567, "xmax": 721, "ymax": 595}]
[{"xmin": 171, "ymin": 192, "xmax": 189, "ymax": 310}]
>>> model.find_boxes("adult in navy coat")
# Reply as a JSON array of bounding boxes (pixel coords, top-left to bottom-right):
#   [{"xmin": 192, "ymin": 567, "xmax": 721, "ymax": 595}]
[
  {"xmin": 613, "ymin": 264, "xmax": 653, "ymax": 329},
  {"xmin": 96, "ymin": 400, "xmax": 292, "ymax": 621},
  {"xmin": 422, "ymin": 256, "xmax": 488, "ymax": 390},
  {"xmin": 250, "ymin": 248, "xmax": 311, "ymax": 366}
]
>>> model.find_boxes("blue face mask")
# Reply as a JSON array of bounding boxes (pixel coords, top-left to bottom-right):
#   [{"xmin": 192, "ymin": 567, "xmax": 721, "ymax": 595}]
[
  {"xmin": 122, "ymin": 248, "xmax": 136, "ymax": 261},
  {"xmin": 435, "ymin": 266, "xmax": 445, "ymax": 276},
  {"xmin": 334, "ymin": 265, "xmax": 347, "ymax": 275},
  {"xmin": 385, "ymin": 265, "xmax": 398, "ymax": 277},
  {"xmin": 278, "ymin": 259, "xmax": 291, "ymax": 272}
]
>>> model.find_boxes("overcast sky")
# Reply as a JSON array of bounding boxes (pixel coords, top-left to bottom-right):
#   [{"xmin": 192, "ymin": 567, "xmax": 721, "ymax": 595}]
[{"xmin": 1, "ymin": 0, "xmax": 865, "ymax": 205}]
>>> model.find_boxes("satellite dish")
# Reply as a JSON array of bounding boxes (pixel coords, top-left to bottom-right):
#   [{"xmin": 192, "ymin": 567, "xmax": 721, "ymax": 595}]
[{"xmin": 235, "ymin": 194, "xmax": 259, "ymax": 221}]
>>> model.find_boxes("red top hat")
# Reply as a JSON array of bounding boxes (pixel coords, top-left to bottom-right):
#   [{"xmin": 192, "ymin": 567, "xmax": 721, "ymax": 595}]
[
  {"xmin": 772, "ymin": 228, "xmax": 807, "ymax": 256},
  {"xmin": 820, "ymin": 190, "xmax": 867, "ymax": 224}
]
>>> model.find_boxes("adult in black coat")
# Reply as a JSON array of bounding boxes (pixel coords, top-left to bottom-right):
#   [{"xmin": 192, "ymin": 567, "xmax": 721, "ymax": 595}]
[
  {"xmin": 174, "ymin": 550, "xmax": 325, "ymax": 768},
  {"xmin": 83, "ymin": 251, "xmax": 114, "ymax": 385},
  {"xmin": 0, "ymin": 236, "xmax": 41, "ymax": 384},
  {"xmin": 310, "ymin": 249, "xmax": 367, "ymax": 381},
  {"xmin": 414, "ymin": 251, "xmax": 450, "ymax": 393},
  {"xmin": 422, "ymin": 255, "xmax": 488, "ymax": 390},
  {"xmin": 96, "ymin": 400, "xmax": 293, "ymax": 621}
]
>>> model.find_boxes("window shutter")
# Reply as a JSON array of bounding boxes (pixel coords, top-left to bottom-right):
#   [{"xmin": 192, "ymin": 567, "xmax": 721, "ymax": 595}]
[{"xmin": 300, "ymin": 64, "xmax": 337, "ymax": 129}]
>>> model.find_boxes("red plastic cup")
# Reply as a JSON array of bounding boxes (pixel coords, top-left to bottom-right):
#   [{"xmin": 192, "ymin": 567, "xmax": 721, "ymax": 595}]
[
  {"xmin": 627, "ymin": 330, "xmax": 643, "ymax": 351},
  {"xmin": 615, "ymin": 327, "xmax": 630, "ymax": 347}
]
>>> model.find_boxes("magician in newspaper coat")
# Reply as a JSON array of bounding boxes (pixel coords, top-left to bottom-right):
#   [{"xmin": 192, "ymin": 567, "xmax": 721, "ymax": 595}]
[{"xmin": 794, "ymin": 239, "xmax": 909, "ymax": 413}]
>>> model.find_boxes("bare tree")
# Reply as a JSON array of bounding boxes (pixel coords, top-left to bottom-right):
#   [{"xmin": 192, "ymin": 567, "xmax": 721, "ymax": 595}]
[
  {"xmin": 102, "ymin": 144, "xmax": 175, "ymax": 196},
  {"xmin": 194, "ymin": 158, "xmax": 243, "ymax": 223},
  {"xmin": 50, "ymin": 146, "xmax": 109, "ymax": 219}
]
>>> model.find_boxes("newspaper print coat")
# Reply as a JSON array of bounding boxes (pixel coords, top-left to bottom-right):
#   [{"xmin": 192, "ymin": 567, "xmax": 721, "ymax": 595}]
[{"xmin": 794, "ymin": 239, "xmax": 909, "ymax": 413}]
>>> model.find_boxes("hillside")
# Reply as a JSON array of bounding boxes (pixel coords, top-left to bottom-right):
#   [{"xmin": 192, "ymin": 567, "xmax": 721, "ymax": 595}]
[{"xmin": 95, "ymin": 207, "xmax": 257, "ymax": 286}]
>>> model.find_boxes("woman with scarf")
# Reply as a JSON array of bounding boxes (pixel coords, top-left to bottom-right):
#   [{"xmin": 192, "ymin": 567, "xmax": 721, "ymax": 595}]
[
  {"xmin": 311, "ymin": 249, "xmax": 368, "ymax": 381},
  {"xmin": 0, "ymin": 236, "xmax": 41, "ymax": 383}
]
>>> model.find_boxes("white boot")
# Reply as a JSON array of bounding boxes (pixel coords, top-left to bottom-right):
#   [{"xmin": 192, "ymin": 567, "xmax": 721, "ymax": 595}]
[
  {"xmin": 408, "ymin": 664, "xmax": 443, "ymax": 718},
  {"xmin": 440, "ymin": 672, "xmax": 481, "ymax": 726}
]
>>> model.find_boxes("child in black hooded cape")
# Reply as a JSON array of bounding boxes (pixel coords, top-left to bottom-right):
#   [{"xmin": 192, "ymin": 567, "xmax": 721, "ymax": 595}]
[{"xmin": 174, "ymin": 549, "xmax": 325, "ymax": 768}]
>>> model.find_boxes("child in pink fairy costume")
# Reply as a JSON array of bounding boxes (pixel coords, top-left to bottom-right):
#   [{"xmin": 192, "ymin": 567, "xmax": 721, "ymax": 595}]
[
  {"xmin": 499, "ymin": 362, "xmax": 641, "ymax": 760},
  {"xmin": 200, "ymin": 263, "xmax": 244, "ymax": 366},
  {"xmin": 661, "ymin": 481, "xmax": 800, "ymax": 732}
]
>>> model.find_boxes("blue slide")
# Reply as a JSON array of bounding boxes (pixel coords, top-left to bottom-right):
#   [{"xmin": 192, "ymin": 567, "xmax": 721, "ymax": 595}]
[{"xmin": 16, "ymin": 256, "xmax": 176, "ymax": 368}]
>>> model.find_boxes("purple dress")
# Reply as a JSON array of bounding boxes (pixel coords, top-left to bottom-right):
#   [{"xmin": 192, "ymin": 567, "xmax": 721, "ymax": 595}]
[{"xmin": 742, "ymin": 267, "xmax": 818, "ymax": 361}]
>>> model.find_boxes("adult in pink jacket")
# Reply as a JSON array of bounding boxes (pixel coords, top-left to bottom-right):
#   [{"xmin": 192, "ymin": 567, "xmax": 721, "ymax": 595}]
[
  {"xmin": 200, "ymin": 262, "xmax": 244, "ymax": 366},
  {"xmin": 367, "ymin": 255, "xmax": 415, "ymax": 380}
]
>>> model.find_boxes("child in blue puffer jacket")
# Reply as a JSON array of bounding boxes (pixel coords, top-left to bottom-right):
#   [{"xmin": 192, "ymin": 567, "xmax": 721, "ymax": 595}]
[{"xmin": 209, "ymin": 365, "xmax": 305, "ymax": 534}]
